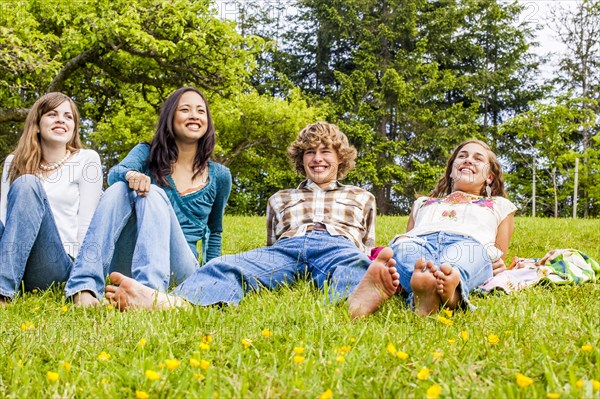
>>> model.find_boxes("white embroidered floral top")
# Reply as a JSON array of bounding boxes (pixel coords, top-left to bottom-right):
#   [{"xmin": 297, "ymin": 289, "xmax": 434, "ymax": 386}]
[{"xmin": 394, "ymin": 191, "xmax": 517, "ymax": 260}]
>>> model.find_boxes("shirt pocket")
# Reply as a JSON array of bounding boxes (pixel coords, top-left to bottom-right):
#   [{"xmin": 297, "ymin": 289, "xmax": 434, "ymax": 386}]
[
  {"xmin": 334, "ymin": 198, "xmax": 364, "ymax": 228},
  {"xmin": 279, "ymin": 198, "xmax": 306, "ymax": 226}
]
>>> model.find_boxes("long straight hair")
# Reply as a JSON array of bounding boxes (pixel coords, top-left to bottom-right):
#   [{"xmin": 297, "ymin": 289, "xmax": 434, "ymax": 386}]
[
  {"xmin": 148, "ymin": 87, "xmax": 215, "ymax": 187},
  {"xmin": 430, "ymin": 139, "xmax": 507, "ymax": 197},
  {"xmin": 9, "ymin": 92, "xmax": 82, "ymax": 183}
]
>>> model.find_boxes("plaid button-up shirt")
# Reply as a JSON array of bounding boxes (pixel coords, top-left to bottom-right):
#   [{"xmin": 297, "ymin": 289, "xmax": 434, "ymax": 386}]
[{"xmin": 266, "ymin": 180, "xmax": 376, "ymax": 254}]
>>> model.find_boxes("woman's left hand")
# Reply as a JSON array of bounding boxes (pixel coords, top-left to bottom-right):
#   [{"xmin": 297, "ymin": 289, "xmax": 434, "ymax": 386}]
[{"xmin": 492, "ymin": 258, "xmax": 506, "ymax": 276}]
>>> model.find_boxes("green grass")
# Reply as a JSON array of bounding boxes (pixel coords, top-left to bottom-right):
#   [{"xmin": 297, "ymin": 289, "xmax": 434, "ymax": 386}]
[{"xmin": 1, "ymin": 216, "xmax": 599, "ymax": 398}]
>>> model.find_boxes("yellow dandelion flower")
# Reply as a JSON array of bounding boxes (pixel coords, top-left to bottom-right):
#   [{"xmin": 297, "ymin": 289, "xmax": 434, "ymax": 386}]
[
  {"xmin": 293, "ymin": 346, "xmax": 304, "ymax": 355},
  {"xmin": 437, "ymin": 316, "xmax": 453, "ymax": 326},
  {"xmin": 318, "ymin": 389, "xmax": 333, "ymax": 399},
  {"xmin": 426, "ymin": 384, "xmax": 442, "ymax": 399},
  {"xmin": 200, "ymin": 360, "xmax": 210, "ymax": 370},
  {"xmin": 581, "ymin": 344, "xmax": 592, "ymax": 352},
  {"xmin": 61, "ymin": 361, "xmax": 71, "ymax": 372},
  {"xmin": 17, "ymin": 359, "xmax": 24, "ymax": 367},
  {"xmin": 515, "ymin": 373, "xmax": 533, "ymax": 387},
  {"xmin": 202, "ymin": 335, "xmax": 212, "ymax": 344},
  {"xmin": 396, "ymin": 351, "xmax": 409, "ymax": 360},
  {"xmin": 592, "ymin": 380, "xmax": 600, "ymax": 391},
  {"xmin": 101, "ymin": 378, "xmax": 109, "ymax": 385},
  {"xmin": 165, "ymin": 358, "xmax": 180, "ymax": 370},
  {"xmin": 241, "ymin": 338, "xmax": 253, "ymax": 349},
  {"xmin": 349, "ymin": 337, "xmax": 356, "ymax": 343},
  {"xmin": 460, "ymin": 330, "xmax": 469, "ymax": 341},
  {"xmin": 293, "ymin": 355, "xmax": 305, "ymax": 364},
  {"xmin": 61, "ymin": 305, "xmax": 68, "ymax": 313},
  {"xmin": 443, "ymin": 308, "xmax": 453, "ymax": 318},
  {"xmin": 337, "ymin": 345, "xmax": 352, "ymax": 354},
  {"xmin": 575, "ymin": 380, "xmax": 584, "ymax": 389},
  {"xmin": 487, "ymin": 334, "xmax": 500, "ymax": 345},
  {"xmin": 198, "ymin": 342, "xmax": 210, "ymax": 350},
  {"xmin": 145, "ymin": 369, "xmax": 160, "ymax": 381},
  {"xmin": 106, "ymin": 304, "xmax": 114, "ymax": 311},
  {"xmin": 448, "ymin": 339, "xmax": 456, "ymax": 345},
  {"xmin": 135, "ymin": 390, "xmax": 150, "ymax": 399},
  {"xmin": 546, "ymin": 393, "xmax": 561, "ymax": 399},
  {"xmin": 137, "ymin": 338, "xmax": 147, "ymax": 348},
  {"xmin": 261, "ymin": 329, "xmax": 273, "ymax": 337},
  {"xmin": 336, "ymin": 356, "xmax": 345, "ymax": 363},
  {"xmin": 20, "ymin": 321, "xmax": 34, "ymax": 331},
  {"xmin": 433, "ymin": 351, "xmax": 443, "ymax": 360},
  {"xmin": 194, "ymin": 373, "xmax": 205, "ymax": 381},
  {"xmin": 386, "ymin": 342, "xmax": 397, "ymax": 356},
  {"xmin": 189, "ymin": 358, "xmax": 201, "ymax": 367},
  {"xmin": 46, "ymin": 371, "xmax": 59, "ymax": 383},
  {"xmin": 417, "ymin": 367, "xmax": 430, "ymax": 381},
  {"xmin": 213, "ymin": 392, "xmax": 219, "ymax": 399},
  {"xmin": 97, "ymin": 351, "xmax": 111, "ymax": 361}
]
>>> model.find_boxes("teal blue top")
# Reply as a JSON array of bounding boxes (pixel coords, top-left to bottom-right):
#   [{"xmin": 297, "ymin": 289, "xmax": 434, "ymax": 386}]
[{"xmin": 108, "ymin": 143, "xmax": 232, "ymax": 262}]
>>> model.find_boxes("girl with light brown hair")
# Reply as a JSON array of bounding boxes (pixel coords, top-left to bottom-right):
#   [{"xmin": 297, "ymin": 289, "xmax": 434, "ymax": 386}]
[{"xmin": 0, "ymin": 92, "xmax": 102, "ymax": 304}]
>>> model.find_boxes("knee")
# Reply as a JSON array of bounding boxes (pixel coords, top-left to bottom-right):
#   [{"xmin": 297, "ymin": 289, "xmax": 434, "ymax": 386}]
[
  {"xmin": 143, "ymin": 185, "xmax": 170, "ymax": 205},
  {"xmin": 100, "ymin": 181, "xmax": 135, "ymax": 207},
  {"xmin": 8, "ymin": 175, "xmax": 44, "ymax": 201}
]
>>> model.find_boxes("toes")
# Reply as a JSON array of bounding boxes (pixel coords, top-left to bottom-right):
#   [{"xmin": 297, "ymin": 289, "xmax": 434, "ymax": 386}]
[
  {"xmin": 440, "ymin": 263, "xmax": 453, "ymax": 275},
  {"xmin": 109, "ymin": 272, "xmax": 126, "ymax": 285}
]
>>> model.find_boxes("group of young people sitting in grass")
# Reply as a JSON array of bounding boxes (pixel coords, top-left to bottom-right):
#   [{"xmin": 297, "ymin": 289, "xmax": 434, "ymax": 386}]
[{"xmin": 0, "ymin": 87, "xmax": 519, "ymax": 318}]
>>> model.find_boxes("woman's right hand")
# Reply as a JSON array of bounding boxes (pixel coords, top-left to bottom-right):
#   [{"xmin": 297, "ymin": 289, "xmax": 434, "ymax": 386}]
[{"xmin": 125, "ymin": 171, "xmax": 151, "ymax": 197}]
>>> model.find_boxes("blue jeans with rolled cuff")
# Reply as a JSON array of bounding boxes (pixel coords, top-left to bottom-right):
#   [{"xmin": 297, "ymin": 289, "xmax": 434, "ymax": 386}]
[
  {"xmin": 0, "ymin": 175, "xmax": 73, "ymax": 299},
  {"xmin": 172, "ymin": 231, "xmax": 371, "ymax": 306},
  {"xmin": 65, "ymin": 182, "xmax": 198, "ymax": 299}
]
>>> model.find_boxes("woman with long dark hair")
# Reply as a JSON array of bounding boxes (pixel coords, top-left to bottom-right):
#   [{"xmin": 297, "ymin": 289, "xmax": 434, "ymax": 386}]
[
  {"xmin": 66, "ymin": 87, "xmax": 231, "ymax": 306},
  {"xmin": 0, "ymin": 92, "xmax": 102, "ymax": 304}
]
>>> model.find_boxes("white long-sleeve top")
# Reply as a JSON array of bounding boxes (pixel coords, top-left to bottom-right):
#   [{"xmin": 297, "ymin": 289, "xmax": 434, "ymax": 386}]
[{"xmin": 1, "ymin": 149, "xmax": 103, "ymax": 258}]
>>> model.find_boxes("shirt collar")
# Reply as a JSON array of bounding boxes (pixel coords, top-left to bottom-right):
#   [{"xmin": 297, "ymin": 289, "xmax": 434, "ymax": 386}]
[{"xmin": 298, "ymin": 179, "xmax": 343, "ymax": 191}]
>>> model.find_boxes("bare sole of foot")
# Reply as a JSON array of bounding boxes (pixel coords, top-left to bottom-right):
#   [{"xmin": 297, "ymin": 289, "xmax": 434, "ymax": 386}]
[
  {"xmin": 410, "ymin": 258, "xmax": 440, "ymax": 316},
  {"xmin": 73, "ymin": 290, "xmax": 100, "ymax": 307},
  {"xmin": 348, "ymin": 247, "xmax": 399, "ymax": 319},
  {"xmin": 106, "ymin": 272, "xmax": 189, "ymax": 311},
  {"xmin": 434, "ymin": 263, "xmax": 461, "ymax": 309}
]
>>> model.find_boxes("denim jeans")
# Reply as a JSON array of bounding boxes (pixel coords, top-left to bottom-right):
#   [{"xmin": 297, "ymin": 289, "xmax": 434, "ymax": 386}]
[
  {"xmin": 390, "ymin": 232, "xmax": 493, "ymax": 308},
  {"xmin": 172, "ymin": 231, "xmax": 371, "ymax": 305},
  {"xmin": 65, "ymin": 182, "xmax": 198, "ymax": 299},
  {"xmin": 0, "ymin": 176, "xmax": 73, "ymax": 299}
]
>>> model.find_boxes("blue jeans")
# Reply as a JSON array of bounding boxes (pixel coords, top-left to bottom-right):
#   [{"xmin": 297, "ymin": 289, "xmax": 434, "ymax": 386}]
[
  {"xmin": 172, "ymin": 231, "xmax": 371, "ymax": 305},
  {"xmin": 0, "ymin": 176, "xmax": 73, "ymax": 299},
  {"xmin": 390, "ymin": 232, "xmax": 493, "ymax": 308},
  {"xmin": 65, "ymin": 182, "xmax": 198, "ymax": 299}
]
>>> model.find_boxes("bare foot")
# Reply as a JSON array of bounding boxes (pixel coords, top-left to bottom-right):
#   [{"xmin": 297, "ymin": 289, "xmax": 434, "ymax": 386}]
[
  {"xmin": 434, "ymin": 263, "xmax": 461, "ymax": 309},
  {"xmin": 106, "ymin": 272, "xmax": 189, "ymax": 311},
  {"xmin": 73, "ymin": 290, "xmax": 100, "ymax": 307},
  {"xmin": 0, "ymin": 296, "xmax": 8, "ymax": 307},
  {"xmin": 348, "ymin": 247, "xmax": 399, "ymax": 319},
  {"xmin": 410, "ymin": 258, "xmax": 440, "ymax": 316}
]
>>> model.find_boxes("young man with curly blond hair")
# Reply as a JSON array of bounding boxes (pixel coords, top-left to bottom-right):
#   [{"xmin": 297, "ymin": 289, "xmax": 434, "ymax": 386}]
[{"xmin": 105, "ymin": 122, "xmax": 399, "ymax": 318}]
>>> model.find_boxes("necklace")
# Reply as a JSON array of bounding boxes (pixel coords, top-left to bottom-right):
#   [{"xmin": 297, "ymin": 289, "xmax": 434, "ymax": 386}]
[{"xmin": 39, "ymin": 150, "xmax": 71, "ymax": 172}]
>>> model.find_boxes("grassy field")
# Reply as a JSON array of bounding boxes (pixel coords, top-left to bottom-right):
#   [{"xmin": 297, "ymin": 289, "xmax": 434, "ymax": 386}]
[{"xmin": 1, "ymin": 216, "xmax": 599, "ymax": 398}]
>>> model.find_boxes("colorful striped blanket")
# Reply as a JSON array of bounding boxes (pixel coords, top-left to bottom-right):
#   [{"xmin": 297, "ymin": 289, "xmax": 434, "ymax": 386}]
[{"xmin": 479, "ymin": 249, "xmax": 600, "ymax": 294}]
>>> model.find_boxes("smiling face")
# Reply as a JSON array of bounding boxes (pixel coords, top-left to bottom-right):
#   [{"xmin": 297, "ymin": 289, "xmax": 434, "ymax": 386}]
[
  {"xmin": 38, "ymin": 100, "xmax": 76, "ymax": 148},
  {"xmin": 173, "ymin": 91, "xmax": 208, "ymax": 145},
  {"xmin": 303, "ymin": 144, "xmax": 340, "ymax": 188},
  {"xmin": 450, "ymin": 142, "xmax": 492, "ymax": 195}
]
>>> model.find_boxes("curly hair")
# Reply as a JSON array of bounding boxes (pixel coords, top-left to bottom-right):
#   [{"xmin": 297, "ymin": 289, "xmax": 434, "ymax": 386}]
[
  {"xmin": 9, "ymin": 92, "xmax": 82, "ymax": 183},
  {"xmin": 430, "ymin": 139, "xmax": 507, "ymax": 198},
  {"xmin": 287, "ymin": 122, "xmax": 357, "ymax": 180}
]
